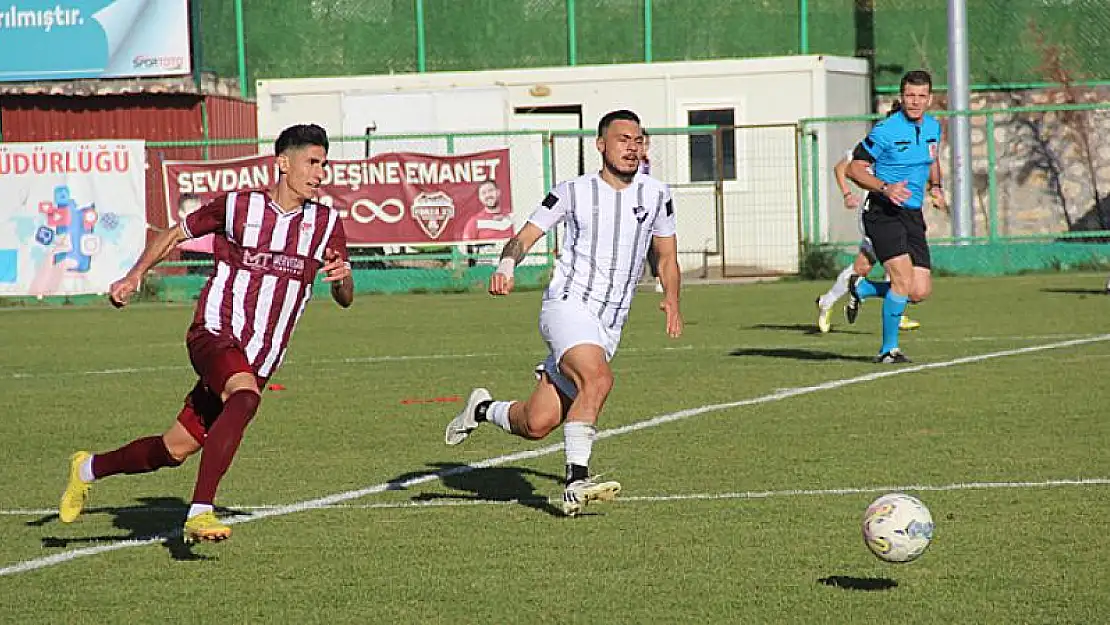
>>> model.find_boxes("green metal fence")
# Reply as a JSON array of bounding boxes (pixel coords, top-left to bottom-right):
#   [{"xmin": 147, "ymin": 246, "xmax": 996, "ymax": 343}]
[
  {"xmin": 195, "ymin": 0, "xmax": 1110, "ymax": 98},
  {"xmin": 799, "ymin": 101, "xmax": 1110, "ymax": 276}
]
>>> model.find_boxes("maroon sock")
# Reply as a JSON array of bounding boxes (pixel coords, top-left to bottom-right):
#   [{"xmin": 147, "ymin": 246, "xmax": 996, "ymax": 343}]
[
  {"xmin": 91, "ymin": 436, "xmax": 182, "ymax": 479},
  {"xmin": 190, "ymin": 390, "xmax": 261, "ymax": 505}
]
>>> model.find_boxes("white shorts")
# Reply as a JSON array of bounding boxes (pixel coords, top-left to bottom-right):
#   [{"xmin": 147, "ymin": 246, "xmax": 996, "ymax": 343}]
[
  {"xmin": 854, "ymin": 201, "xmax": 877, "ymax": 262},
  {"xmin": 535, "ymin": 298, "xmax": 622, "ymax": 399}
]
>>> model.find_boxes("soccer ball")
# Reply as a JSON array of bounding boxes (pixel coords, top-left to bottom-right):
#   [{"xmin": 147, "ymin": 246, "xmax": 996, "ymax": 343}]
[{"xmin": 862, "ymin": 493, "xmax": 935, "ymax": 563}]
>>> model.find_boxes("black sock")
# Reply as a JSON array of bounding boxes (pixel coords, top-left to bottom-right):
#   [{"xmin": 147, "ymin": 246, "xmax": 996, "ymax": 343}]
[
  {"xmin": 566, "ymin": 463, "xmax": 589, "ymax": 485},
  {"xmin": 474, "ymin": 400, "xmax": 492, "ymax": 422}
]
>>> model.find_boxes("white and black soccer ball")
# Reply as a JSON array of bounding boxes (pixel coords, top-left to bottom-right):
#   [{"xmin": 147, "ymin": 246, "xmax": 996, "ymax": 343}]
[{"xmin": 862, "ymin": 493, "xmax": 935, "ymax": 563}]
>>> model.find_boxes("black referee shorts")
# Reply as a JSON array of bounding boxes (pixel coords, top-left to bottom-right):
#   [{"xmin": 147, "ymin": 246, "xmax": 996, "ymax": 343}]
[{"xmin": 861, "ymin": 192, "xmax": 931, "ymax": 269}]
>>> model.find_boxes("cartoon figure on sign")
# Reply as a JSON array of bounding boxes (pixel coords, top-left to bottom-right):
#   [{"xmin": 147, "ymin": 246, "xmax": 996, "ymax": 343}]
[
  {"xmin": 30, "ymin": 185, "xmax": 104, "ymax": 296},
  {"xmin": 462, "ymin": 180, "xmax": 514, "ymax": 241}
]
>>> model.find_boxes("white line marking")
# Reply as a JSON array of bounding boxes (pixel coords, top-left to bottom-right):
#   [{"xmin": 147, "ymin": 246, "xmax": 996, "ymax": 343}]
[
  {"xmin": 5, "ymin": 477, "xmax": 1108, "ymax": 517},
  {"xmin": 2, "ymin": 333, "xmax": 1107, "ymax": 577},
  {"xmin": 4, "ymin": 345, "xmax": 695, "ymax": 380},
  {"xmin": 7, "ymin": 332, "xmax": 1099, "ymax": 380}
]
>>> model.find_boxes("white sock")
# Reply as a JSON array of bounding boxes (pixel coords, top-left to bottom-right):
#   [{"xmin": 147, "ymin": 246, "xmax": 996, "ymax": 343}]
[
  {"xmin": 486, "ymin": 401, "xmax": 515, "ymax": 433},
  {"xmin": 819, "ymin": 265, "xmax": 855, "ymax": 309},
  {"xmin": 187, "ymin": 503, "xmax": 214, "ymax": 519},
  {"xmin": 563, "ymin": 421, "xmax": 596, "ymax": 470},
  {"xmin": 79, "ymin": 456, "xmax": 96, "ymax": 483}
]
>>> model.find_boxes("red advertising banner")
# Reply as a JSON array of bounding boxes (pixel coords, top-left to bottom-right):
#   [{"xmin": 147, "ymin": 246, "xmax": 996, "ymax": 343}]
[{"xmin": 162, "ymin": 149, "xmax": 514, "ymax": 248}]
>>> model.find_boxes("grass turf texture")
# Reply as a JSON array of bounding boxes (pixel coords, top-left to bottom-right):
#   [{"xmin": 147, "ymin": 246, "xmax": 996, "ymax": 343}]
[{"xmin": 1, "ymin": 273, "xmax": 1108, "ymax": 623}]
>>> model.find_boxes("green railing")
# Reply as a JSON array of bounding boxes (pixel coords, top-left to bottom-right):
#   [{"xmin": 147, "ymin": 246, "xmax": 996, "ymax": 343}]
[
  {"xmin": 799, "ymin": 102, "xmax": 1110, "ymax": 275},
  {"xmin": 143, "ymin": 125, "xmax": 722, "ymax": 297}
]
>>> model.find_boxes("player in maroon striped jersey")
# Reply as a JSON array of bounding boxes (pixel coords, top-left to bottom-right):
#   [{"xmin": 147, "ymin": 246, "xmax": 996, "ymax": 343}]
[{"xmin": 58, "ymin": 124, "xmax": 354, "ymax": 544}]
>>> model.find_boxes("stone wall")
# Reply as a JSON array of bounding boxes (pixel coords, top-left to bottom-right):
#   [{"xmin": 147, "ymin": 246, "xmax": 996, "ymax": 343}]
[{"xmin": 876, "ymin": 88, "xmax": 1110, "ymax": 240}]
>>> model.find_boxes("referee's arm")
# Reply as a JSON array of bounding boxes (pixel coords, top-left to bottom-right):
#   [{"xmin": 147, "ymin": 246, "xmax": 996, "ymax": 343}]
[
  {"xmin": 847, "ymin": 144, "xmax": 912, "ymax": 206},
  {"xmin": 928, "ymin": 160, "xmax": 947, "ymax": 212},
  {"xmin": 846, "ymin": 144, "xmax": 886, "ymax": 194}
]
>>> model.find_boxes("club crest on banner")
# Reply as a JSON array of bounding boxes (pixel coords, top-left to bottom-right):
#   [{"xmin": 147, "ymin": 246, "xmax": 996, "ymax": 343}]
[{"xmin": 411, "ymin": 191, "xmax": 456, "ymax": 240}]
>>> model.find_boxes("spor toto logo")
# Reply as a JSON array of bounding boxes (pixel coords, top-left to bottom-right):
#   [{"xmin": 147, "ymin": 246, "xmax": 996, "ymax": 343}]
[{"xmin": 335, "ymin": 198, "xmax": 405, "ymax": 224}]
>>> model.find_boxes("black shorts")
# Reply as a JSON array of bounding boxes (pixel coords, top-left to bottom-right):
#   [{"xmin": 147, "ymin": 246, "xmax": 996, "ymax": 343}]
[{"xmin": 862, "ymin": 193, "xmax": 931, "ymax": 269}]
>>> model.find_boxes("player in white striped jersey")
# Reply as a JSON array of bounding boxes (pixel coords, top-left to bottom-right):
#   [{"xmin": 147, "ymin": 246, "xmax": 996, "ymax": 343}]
[
  {"xmin": 58, "ymin": 124, "xmax": 354, "ymax": 543},
  {"xmin": 445, "ymin": 110, "xmax": 683, "ymax": 516}
]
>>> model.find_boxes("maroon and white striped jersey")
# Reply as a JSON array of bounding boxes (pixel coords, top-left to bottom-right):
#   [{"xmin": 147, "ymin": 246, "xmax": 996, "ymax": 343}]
[{"xmin": 182, "ymin": 190, "xmax": 348, "ymax": 378}]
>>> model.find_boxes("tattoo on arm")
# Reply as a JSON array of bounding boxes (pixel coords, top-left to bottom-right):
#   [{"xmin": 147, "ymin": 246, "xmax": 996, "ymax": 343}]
[{"xmin": 500, "ymin": 237, "xmax": 526, "ymax": 265}]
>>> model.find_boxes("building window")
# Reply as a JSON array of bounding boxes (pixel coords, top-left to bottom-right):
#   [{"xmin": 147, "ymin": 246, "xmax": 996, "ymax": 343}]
[{"xmin": 687, "ymin": 108, "xmax": 736, "ymax": 182}]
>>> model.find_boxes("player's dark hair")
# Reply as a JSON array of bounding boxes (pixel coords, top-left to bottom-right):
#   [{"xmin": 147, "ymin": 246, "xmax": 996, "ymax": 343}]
[
  {"xmin": 597, "ymin": 109, "xmax": 641, "ymax": 137},
  {"xmin": 274, "ymin": 124, "xmax": 329, "ymax": 156},
  {"xmin": 887, "ymin": 100, "xmax": 903, "ymax": 117},
  {"xmin": 900, "ymin": 70, "xmax": 932, "ymax": 93}
]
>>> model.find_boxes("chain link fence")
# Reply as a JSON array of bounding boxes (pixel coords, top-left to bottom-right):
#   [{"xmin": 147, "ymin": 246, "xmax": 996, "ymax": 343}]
[
  {"xmin": 141, "ymin": 96, "xmax": 1110, "ymax": 300},
  {"xmin": 194, "ymin": 0, "xmax": 1110, "ymax": 95}
]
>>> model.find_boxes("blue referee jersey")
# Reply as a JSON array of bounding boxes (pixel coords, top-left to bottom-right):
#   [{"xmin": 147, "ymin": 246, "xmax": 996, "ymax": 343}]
[{"xmin": 859, "ymin": 111, "xmax": 941, "ymax": 210}]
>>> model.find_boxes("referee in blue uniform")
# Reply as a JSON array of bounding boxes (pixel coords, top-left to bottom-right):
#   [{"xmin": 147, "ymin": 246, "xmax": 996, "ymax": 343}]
[{"xmin": 846, "ymin": 70, "xmax": 946, "ymax": 363}]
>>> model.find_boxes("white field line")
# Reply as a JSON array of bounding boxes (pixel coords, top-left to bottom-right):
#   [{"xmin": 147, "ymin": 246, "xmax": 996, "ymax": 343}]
[
  {"xmin": 4, "ymin": 345, "xmax": 696, "ymax": 380},
  {"xmin": 3, "ymin": 332, "xmax": 1097, "ymax": 380},
  {"xmin": 1, "ymin": 333, "xmax": 1107, "ymax": 577},
  {"xmin": 4, "ymin": 477, "xmax": 1108, "ymax": 517}
]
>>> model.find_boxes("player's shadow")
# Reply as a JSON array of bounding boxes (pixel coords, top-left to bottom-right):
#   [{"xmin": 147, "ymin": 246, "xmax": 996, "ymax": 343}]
[
  {"xmin": 1040, "ymin": 287, "xmax": 1107, "ymax": 295},
  {"xmin": 729, "ymin": 347, "xmax": 874, "ymax": 362},
  {"xmin": 818, "ymin": 575, "xmax": 898, "ymax": 591},
  {"xmin": 387, "ymin": 463, "xmax": 566, "ymax": 517},
  {"xmin": 750, "ymin": 323, "xmax": 868, "ymax": 336},
  {"xmin": 29, "ymin": 496, "xmax": 246, "ymax": 561}
]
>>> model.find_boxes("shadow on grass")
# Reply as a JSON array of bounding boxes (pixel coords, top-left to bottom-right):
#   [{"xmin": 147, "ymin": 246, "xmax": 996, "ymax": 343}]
[
  {"xmin": 750, "ymin": 323, "xmax": 868, "ymax": 336},
  {"xmin": 1040, "ymin": 288, "xmax": 1107, "ymax": 296},
  {"xmin": 29, "ymin": 496, "xmax": 248, "ymax": 561},
  {"xmin": 818, "ymin": 575, "xmax": 898, "ymax": 591},
  {"xmin": 729, "ymin": 347, "xmax": 874, "ymax": 362},
  {"xmin": 387, "ymin": 463, "xmax": 567, "ymax": 518}
]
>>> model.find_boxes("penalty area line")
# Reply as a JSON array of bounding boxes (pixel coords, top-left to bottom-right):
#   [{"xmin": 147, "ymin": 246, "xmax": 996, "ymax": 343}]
[{"xmin": 2, "ymin": 332, "xmax": 1107, "ymax": 577}]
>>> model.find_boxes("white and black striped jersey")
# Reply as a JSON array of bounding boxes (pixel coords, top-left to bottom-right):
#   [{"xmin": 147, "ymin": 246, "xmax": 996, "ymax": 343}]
[{"xmin": 527, "ymin": 171, "xmax": 677, "ymax": 329}]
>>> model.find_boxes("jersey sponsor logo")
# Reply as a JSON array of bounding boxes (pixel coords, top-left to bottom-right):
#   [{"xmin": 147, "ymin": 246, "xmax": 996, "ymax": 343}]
[
  {"xmin": 411, "ymin": 191, "xmax": 455, "ymax": 240},
  {"xmin": 541, "ymin": 193, "xmax": 559, "ymax": 209},
  {"xmin": 242, "ymin": 249, "xmax": 306, "ymax": 276}
]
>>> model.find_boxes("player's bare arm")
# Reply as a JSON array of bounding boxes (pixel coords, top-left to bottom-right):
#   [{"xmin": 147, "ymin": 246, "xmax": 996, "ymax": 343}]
[
  {"xmin": 847, "ymin": 160, "xmax": 911, "ymax": 206},
  {"xmin": 108, "ymin": 224, "xmax": 189, "ymax": 308},
  {"xmin": 489, "ymin": 222, "xmax": 544, "ymax": 296},
  {"xmin": 833, "ymin": 157, "xmax": 860, "ymax": 209},
  {"xmin": 321, "ymin": 248, "xmax": 354, "ymax": 307},
  {"xmin": 652, "ymin": 235, "xmax": 683, "ymax": 338}
]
